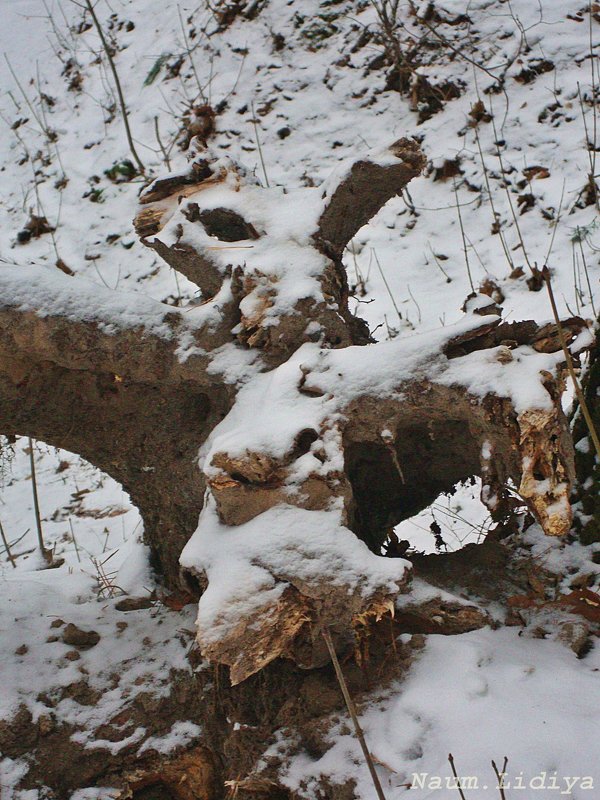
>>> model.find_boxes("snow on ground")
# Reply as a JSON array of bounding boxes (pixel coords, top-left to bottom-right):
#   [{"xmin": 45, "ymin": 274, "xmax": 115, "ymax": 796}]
[
  {"xmin": 278, "ymin": 628, "xmax": 600, "ymax": 799},
  {"xmin": 1, "ymin": 0, "xmax": 599, "ymax": 795},
  {"xmin": 395, "ymin": 477, "xmax": 492, "ymax": 554},
  {"xmin": 0, "ymin": 439, "xmax": 200, "ymax": 781}
]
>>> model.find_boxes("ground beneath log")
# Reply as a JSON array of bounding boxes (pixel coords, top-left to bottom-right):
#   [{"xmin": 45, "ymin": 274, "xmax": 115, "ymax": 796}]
[{"xmin": 1, "ymin": 523, "xmax": 599, "ymax": 799}]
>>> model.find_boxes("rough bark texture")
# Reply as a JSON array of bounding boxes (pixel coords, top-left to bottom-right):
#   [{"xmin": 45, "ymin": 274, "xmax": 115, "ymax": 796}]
[
  {"xmin": 0, "ymin": 139, "xmax": 595, "ymax": 798},
  {"xmin": 572, "ymin": 329, "xmax": 600, "ymax": 544},
  {"xmin": 0, "ymin": 286, "xmax": 233, "ymax": 585},
  {"xmin": 0, "ymin": 140, "xmax": 590, "ymax": 641}
]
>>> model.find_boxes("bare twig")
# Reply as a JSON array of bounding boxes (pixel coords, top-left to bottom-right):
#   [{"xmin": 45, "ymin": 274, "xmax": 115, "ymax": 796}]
[
  {"xmin": 222, "ymin": 53, "xmax": 247, "ymax": 102},
  {"xmin": 491, "ymin": 757, "xmax": 508, "ymax": 800},
  {"xmin": 473, "ymin": 119, "xmax": 515, "ymax": 273},
  {"xmin": 0, "ymin": 518, "xmax": 17, "ymax": 568},
  {"xmin": 373, "ymin": 250, "xmax": 403, "ymax": 326},
  {"xmin": 427, "ymin": 243, "xmax": 452, "ymax": 283},
  {"xmin": 407, "ymin": 283, "xmax": 422, "ymax": 323},
  {"xmin": 4, "ymin": 54, "xmax": 46, "ymax": 135},
  {"xmin": 587, "ymin": 0, "xmax": 598, "ymax": 212},
  {"xmin": 69, "ymin": 518, "xmax": 81, "ymax": 563},
  {"xmin": 488, "ymin": 96, "xmax": 534, "ymax": 273},
  {"xmin": 576, "ymin": 83, "xmax": 599, "ymax": 214},
  {"xmin": 250, "ymin": 101, "xmax": 270, "ymax": 187},
  {"xmin": 543, "ymin": 180, "xmax": 565, "ymax": 268},
  {"xmin": 82, "ymin": 0, "xmax": 145, "ymax": 174},
  {"xmin": 322, "ymin": 627, "xmax": 388, "ymax": 800},
  {"xmin": 542, "ymin": 267, "xmax": 600, "ymax": 458},
  {"xmin": 28, "ymin": 438, "xmax": 52, "ymax": 564},
  {"xmin": 448, "ymin": 754, "xmax": 468, "ymax": 800},
  {"xmin": 578, "ymin": 236, "xmax": 597, "ymax": 317},
  {"xmin": 177, "ymin": 4, "xmax": 208, "ymax": 105},
  {"xmin": 154, "ymin": 115, "xmax": 172, "ymax": 171},
  {"xmin": 91, "ymin": 551, "xmax": 125, "ymax": 598},
  {"xmin": 414, "ymin": 14, "xmax": 503, "ymax": 89},
  {"xmin": 453, "ymin": 180, "xmax": 474, "ymax": 292}
]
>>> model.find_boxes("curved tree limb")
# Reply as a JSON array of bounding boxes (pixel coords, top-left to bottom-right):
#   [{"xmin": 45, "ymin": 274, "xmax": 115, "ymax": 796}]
[
  {"xmin": 0, "ymin": 266, "xmax": 239, "ymax": 584},
  {"xmin": 314, "ymin": 138, "xmax": 427, "ymax": 257},
  {"xmin": 134, "ymin": 141, "xmax": 428, "ymax": 364}
]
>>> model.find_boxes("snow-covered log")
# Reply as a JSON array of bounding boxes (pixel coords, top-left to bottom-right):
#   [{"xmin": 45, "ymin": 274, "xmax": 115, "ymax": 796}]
[
  {"xmin": 134, "ymin": 138, "xmax": 426, "ymax": 363},
  {"xmin": 0, "ymin": 266, "xmax": 236, "ymax": 584},
  {"xmin": 182, "ymin": 308, "xmax": 589, "ymax": 680},
  {"xmin": 0, "ymin": 140, "xmax": 592, "ymax": 681}
]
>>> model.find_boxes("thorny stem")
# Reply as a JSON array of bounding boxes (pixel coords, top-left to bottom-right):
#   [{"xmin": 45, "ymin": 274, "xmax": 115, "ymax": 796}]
[
  {"xmin": 542, "ymin": 267, "xmax": 600, "ymax": 459},
  {"xmin": 82, "ymin": 0, "xmax": 146, "ymax": 175},
  {"xmin": 322, "ymin": 627, "xmax": 388, "ymax": 800}
]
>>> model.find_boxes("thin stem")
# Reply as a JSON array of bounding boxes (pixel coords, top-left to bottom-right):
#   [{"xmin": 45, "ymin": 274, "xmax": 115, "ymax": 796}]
[
  {"xmin": 491, "ymin": 757, "xmax": 508, "ymax": 800},
  {"xmin": 489, "ymin": 96, "xmax": 534, "ymax": 273},
  {"xmin": 589, "ymin": 1, "xmax": 598, "ymax": 203},
  {"xmin": 578, "ymin": 238, "xmax": 597, "ymax": 317},
  {"xmin": 83, "ymin": 0, "xmax": 145, "ymax": 174},
  {"xmin": 373, "ymin": 250, "xmax": 403, "ymax": 326},
  {"xmin": 28, "ymin": 438, "xmax": 52, "ymax": 563},
  {"xmin": 473, "ymin": 122, "xmax": 514, "ymax": 272},
  {"xmin": 543, "ymin": 180, "xmax": 565, "ymax": 268},
  {"xmin": 453, "ymin": 180, "xmax": 474, "ymax": 292},
  {"xmin": 154, "ymin": 115, "xmax": 171, "ymax": 171},
  {"xmin": 0, "ymin": 518, "xmax": 17, "ymax": 568},
  {"xmin": 4, "ymin": 54, "xmax": 46, "ymax": 134},
  {"xmin": 69, "ymin": 518, "xmax": 81, "ymax": 563},
  {"xmin": 177, "ymin": 4, "xmax": 207, "ymax": 104},
  {"xmin": 250, "ymin": 101, "xmax": 270, "ymax": 187},
  {"xmin": 576, "ymin": 82, "xmax": 599, "ymax": 214},
  {"xmin": 222, "ymin": 53, "xmax": 247, "ymax": 102},
  {"xmin": 542, "ymin": 267, "xmax": 600, "ymax": 458},
  {"xmin": 448, "ymin": 754, "xmax": 468, "ymax": 800},
  {"xmin": 322, "ymin": 627, "xmax": 388, "ymax": 800},
  {"xmin": 407, "ymin": 283, "xmax": 421, "ymax": 323},
  {"xmin": 427, "ymin": 243, "xmax": 452, "ymax": 282},
  {"xmin": 416, "ymin": 15, "xmax": 501, "ymax": 88},
  {"xmin": 577, "ymin": 83, "xmax": 595, "ymax": 183}
]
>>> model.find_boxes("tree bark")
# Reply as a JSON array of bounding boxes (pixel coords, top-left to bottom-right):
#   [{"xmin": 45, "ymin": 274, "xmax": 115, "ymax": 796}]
[{"xmin": 0, "ymin": 140, "xmax": 591, "ymax": 677}]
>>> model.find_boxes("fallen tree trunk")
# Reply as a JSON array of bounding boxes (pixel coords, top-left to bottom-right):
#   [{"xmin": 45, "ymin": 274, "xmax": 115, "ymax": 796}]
[{"xmin": 0, "ymin": 138, "xmax": 592, "ymax": 679}]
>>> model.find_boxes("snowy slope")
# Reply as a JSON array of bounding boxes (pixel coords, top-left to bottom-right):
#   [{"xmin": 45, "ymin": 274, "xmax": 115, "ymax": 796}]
[{"xmin": 1, "ymin": 0, "xmax": 599, "ymax": 796}]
